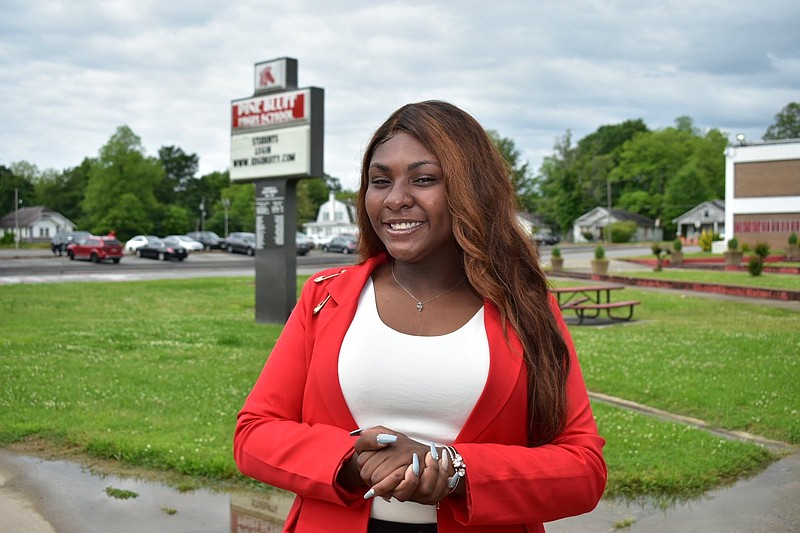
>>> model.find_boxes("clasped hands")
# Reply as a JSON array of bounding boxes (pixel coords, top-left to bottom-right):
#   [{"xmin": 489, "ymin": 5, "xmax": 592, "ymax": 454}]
[{"xmin": 344, "ymin": 426, "xmax": 459, "ymax": 505}]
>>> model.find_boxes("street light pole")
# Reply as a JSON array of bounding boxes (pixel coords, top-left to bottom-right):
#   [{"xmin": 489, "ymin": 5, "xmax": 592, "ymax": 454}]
[
  {"xmin": 199, "ymin": 198, "xmax": 206, "ymax": 233},
  {"xmin": 222, "ymin": 198, "xmax": 231, "ymax": 238}
]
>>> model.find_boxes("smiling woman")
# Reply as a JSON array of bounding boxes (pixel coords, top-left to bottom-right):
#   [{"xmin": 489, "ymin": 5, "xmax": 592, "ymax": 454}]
[{"xmin": 234, "ymin": 101, "xmax": 606, "ymax": 533}]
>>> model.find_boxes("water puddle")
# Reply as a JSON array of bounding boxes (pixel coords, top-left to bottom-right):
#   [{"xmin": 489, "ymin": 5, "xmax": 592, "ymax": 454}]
[{"xmin": 0, "ymin": 450, "xmax": 294, "ymax": 533}]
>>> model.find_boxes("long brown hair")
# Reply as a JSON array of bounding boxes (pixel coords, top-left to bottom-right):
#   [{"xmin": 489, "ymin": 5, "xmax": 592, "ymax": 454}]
[{"xmin": 356, "ymin": 101, "xmax": 569, "ymax": 446}]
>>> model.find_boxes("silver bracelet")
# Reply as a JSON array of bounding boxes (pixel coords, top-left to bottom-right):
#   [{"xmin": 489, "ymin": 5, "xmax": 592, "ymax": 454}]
[{"xmin": 443, "ymin": 445, "xmax": 466, "ymax": 493}]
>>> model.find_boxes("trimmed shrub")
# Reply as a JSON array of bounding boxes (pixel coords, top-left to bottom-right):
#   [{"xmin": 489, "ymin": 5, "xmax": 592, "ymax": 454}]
[
  {"xmin": 610, "ymin": 221, "xmax": 637, "ymax": 243},
  {"xmin": 698, "ymin": 230, "xmax": 714, "ymax": 252},
  {"xmin": 747, "ymin": 255, "xmax": 764, "ymax": 276},
  {"xmin": 594, "ymin": 245, "xmax": 606, "ymax": 259}
]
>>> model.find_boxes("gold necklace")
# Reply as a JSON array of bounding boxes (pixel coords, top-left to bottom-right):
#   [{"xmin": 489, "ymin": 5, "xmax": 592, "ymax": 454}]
[{"xmin": 391, "ymin": 263, "xmax": 467, "ymax": 312}]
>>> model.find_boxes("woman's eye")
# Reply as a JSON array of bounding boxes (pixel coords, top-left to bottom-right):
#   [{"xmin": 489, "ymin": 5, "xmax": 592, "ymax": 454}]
[{"xmin": 369, "ymin": 176, "xmax": 390, "ymax": 186}]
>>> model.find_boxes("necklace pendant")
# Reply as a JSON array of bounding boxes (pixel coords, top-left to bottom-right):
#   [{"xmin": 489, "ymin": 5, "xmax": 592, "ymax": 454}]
[{"xmin": 416, "ymin": 302, "xmax": 424, "ymax": 312}]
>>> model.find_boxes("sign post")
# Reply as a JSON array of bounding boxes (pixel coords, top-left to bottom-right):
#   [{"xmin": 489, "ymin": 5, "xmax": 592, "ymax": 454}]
[{"xmin": 230, "ymin": 58, "xmax": 323, "ymax": 323}]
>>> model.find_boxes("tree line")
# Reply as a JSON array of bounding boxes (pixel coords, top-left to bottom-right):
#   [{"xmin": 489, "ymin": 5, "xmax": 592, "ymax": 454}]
[
  {"xmin": 521, "ymin": 101, "xmax": 799, "ymax": 238},
  {"xmin": 1, "ymin": 102, "xmax": 797, "ymax": 243},
  {"xmin": 0, "ymin": 126, "xmax": 342, "ymax": 242}
]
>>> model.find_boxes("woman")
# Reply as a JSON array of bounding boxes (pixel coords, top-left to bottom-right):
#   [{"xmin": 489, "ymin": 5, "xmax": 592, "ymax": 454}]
[{"xmin": 234, "ymin": 101, "xmax": 606, "ymax": 532}]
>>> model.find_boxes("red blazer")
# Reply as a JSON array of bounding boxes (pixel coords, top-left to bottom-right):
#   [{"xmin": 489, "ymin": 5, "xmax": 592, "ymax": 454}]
[{"xmin": 234, "ymin": 254, "xmax": 606, "ymax": 532}]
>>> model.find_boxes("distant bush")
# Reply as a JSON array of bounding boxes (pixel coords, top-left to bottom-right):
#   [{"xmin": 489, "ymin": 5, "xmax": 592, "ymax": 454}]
[
  {"xmin": 610, "ymin": 221, "xmax": 637, "ymax": 243},
  {"xmin": 582, "ymin": 231, "xmax": 594, "ymax": 241},
  {"xmin": 754, "ymin": 242, "xmax": 770, "ymax": 260},
  {"xmin": 698, "ymin": 230, "xmax": 715, "ymax": 252},
  {"xmin": 747, "ymin": 243, "xmax": 771, "ymax": 277},
  {"xmin": 747, "ymin": 255, "xmax": 764, "ymax": 276}
]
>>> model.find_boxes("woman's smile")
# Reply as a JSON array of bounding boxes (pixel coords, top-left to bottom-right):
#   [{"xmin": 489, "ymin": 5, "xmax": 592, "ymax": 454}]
[{"xmin": 365, "ymin": 132, "xmax": 458, "ymax": 264}]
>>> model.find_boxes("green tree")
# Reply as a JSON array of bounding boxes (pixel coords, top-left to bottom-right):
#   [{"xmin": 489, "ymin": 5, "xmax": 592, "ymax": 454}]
[
  {"xmin": 184, "ymin": 170, "xmax": 230, "ymax": 233},
  {"xmin": 297, "ymin": 177, "xmax": 329, "ymax": 227},
  {"xmin": 225, "ymin": 182, "xmax": 255, "ymax": 233},
  {"xmin": 574, "ymin": 119, "xmax": 649, "ymax": 216},
  {"xmin": 95, "ymin": 193, "xmax": 154, "ymax": 238},
  {"xmin": 158, "ymin": 145, "xmax": 199, "ymax": 206},
  {"xmin": 661, "ymin": 128, "xmax": 727, "ymax": 235},
  {"xmin": 158, "ymin": 205, "xmax": 192, "ymax": 235},
  {"xmin": 609, "ymin": 119, "xmax": 697, "ymax": 220},
  {"xmin": 33, "ymin": 158, "xmax": 94, "ymax": 226},
  {"xmin": 83, "ymin": 126, "xmax": 163, "ymax": 237},
  {"xmin": 487, "ymin": 130, "xmax": 533, "ymax": 208},
  {"xmin": 763, "ymin": 102, "xmax": 800, "ymax": 140},
  {"xmin": 534, "ymin": 131, "xmax": 582, "ymax": 232},
  {"xmin": 0, "ymin": 164, "xmax": 35, "ymax": 216},
  {"xmin": 9, "ymin": 161, "xmax": 41, "ymax": 183}
]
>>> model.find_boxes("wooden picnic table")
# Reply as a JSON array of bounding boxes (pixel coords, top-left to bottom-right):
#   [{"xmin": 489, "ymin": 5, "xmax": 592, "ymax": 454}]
[
  {"xmin": 550, "ymin": 284, "xmax": 640, "ymax": 324},
  {"xmin": 550, "ymin": 284, "xmax": 626, "ymax": 307}
]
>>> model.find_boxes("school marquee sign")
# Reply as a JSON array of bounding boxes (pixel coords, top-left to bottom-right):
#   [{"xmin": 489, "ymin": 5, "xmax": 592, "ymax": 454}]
[
  {"xmin": 229, "ymin": 58, "xmax": 324, "ymax": 324},
  {"xmin": 230, "ymin": 59, "xmax": 323, "ymax": 182}
]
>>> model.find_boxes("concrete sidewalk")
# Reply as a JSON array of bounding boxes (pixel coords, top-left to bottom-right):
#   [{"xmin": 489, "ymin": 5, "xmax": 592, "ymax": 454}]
[{"xmin": 1, "ymin": 446, "xmax": 798, "ymax": 532}]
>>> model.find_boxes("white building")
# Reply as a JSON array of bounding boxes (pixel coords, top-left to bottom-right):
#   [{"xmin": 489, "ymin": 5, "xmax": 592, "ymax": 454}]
[
  {"xmin": 572, "ymin": 207, "xmax": 662, "ymax": 243},
  {"xmin": 724, "ymin": 139, "xmax": 800, "ymax": 250},
  {"xmin": 302, "ymin": 191, "xmax": 358, "ymax": 244},
  {"xmin": 0, "ymin": 206, "xmax": 75, "ymax": 243},
  {"xmin": 672, "ymin": 200, "xmax": 725, "ymax": 242}
]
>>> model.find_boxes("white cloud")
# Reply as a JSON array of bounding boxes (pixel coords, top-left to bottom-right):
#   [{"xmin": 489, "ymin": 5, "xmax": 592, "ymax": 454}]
[{"xmin": 1, "ymin": 0, "xmax": 797, "ymax": 189}]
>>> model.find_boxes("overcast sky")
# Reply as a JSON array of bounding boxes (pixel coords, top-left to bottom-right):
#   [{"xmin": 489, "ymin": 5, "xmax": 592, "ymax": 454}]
[{"xmin": 1, "ymin": 0, "xmax": 798, "ymax": 190}]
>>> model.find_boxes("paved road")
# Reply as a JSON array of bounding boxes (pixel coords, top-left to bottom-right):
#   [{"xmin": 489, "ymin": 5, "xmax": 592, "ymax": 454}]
[
  {"xmin": 0, "ymin": 244, "xmax": 657, "ymax": 284},
  {"xmin": 0, "ymin": 248, "xmax": 357, "ymax": 283}
]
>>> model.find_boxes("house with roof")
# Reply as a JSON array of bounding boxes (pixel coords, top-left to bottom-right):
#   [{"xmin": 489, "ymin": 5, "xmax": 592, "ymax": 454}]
[
  {"xmin": 0, "ymin": 206, "xmax": 75, "ymax": 243},
  {"xmin": 302, "ymin": 192, "xmax": 358, "ymax": 244},
  {"xmin": 672, "ymin": 200, "xmax": 725, "ymax": 242},
  {"xmin": 572, "ymin": 207, "xmax": 662, "ymax": 243}
]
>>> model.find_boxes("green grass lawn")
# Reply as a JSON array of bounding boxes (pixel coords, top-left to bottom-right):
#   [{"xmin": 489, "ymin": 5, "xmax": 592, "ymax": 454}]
[
  {"xmin": 555, "ymin": 281, "xmax": 799, "ymax": 445},
  {"xmin": 617, "ymin": 266, "xmax": 800, "ymax": 291},
  {"xmin": 1, "ymin": 276, "xmax": 794, "ymax": 505}
]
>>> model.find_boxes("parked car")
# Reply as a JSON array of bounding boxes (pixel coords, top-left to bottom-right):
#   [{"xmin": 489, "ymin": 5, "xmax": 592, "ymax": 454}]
[
  {"xmin": 296, "ymin": 232, "xmax": 313, "ymax": 256},
  {"xmin": 124, "ymin": 235, "xmax": 159, "ymax": 254},
  {"xmin": 309, "ymin": 235, "xmax": 332, "ymax": 249},
  {"xmin": 66, "ymin": 234, "xmax": 123, "ymax": 263},
  {"xmin": 533, "ymin": 232, "xmax": 560, "ymax": 246},
  {"xmin": 323, "ymin": 235, "xmax": 358, "ymax": 254},
  {"xmin": 186, "ymin": 231, "xmax": 225, "ymax": 250},
  {"xmin": 166, "ymin": 235, "xmax": 204, "ymax": 252},
  {"xmin": 51, "ymin": 230, "xmax": 91, "ymax": 256},
  {"xmin": 225, "ymin": 232, "xmax": 256, "ymax": 255},
  {"xmin": 136, "ymin": 237, "xmax": 188, "ymax": 261}
]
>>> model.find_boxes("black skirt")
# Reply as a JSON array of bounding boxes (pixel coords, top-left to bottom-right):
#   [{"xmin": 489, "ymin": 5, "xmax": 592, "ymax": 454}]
[{"xmin": 367, "ymin": 518, "xmax": 438, "ymax": 533}]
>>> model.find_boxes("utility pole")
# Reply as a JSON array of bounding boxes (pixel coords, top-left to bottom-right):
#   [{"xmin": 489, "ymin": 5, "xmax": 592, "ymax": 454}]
[
  {"xmin": 14, "ymin": 188, "xmax": 20, "ymax": 250},
  {"xmin": 606, "ymin": 178, "xmax": 612, "ymax": 243},
  {"xmin": 222, "ymin": 197, "xmax": 231, "ymax": 238}
]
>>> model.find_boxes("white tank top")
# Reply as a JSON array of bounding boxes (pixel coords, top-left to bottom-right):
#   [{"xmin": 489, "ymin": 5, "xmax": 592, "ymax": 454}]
[{"xmin": 339, "ymin": 277, "xmax": 490, "ymax": 523}]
